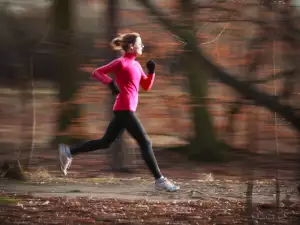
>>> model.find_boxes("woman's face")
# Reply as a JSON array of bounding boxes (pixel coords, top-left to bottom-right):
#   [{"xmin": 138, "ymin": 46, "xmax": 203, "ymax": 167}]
[{"xmin": 129, "ymin": 37, "xmax": 144, "ymax": 55}]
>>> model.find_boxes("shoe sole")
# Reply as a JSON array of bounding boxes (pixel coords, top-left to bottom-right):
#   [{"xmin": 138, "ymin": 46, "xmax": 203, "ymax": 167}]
[
  {"xmin": 58, "ymin": 144, "xmax": 67, "ymax": 176},
  {"xmin": 155, "ymin": 186, "xmax": 180, "ymax": 192}
]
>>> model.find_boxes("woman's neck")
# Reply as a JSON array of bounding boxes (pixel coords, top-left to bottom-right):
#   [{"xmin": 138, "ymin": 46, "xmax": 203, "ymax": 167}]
[{"xmin": 124, "ymin": 52, "xmax": 137, "ymax": 59}]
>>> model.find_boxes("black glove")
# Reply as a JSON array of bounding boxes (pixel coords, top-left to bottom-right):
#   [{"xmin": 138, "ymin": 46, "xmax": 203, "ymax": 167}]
[
  {"xmin": 146, "ymin": 60, "xmax": 155, "ymax": 74},
  {"xmin": 108, "ymin": 80, "xmax": 120, "ymax": 95}
]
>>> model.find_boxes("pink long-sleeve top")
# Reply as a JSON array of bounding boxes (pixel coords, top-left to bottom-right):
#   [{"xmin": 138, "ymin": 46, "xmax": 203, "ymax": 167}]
[{"xmin": 91, "ymin": 52, "xmax": 155, "ymax": 112}]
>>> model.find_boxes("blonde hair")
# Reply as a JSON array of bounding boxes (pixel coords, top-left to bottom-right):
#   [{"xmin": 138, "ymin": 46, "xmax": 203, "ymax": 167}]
[{"xmin": 110, "ymin": 32, "xmax": 140, "ymax": 51}]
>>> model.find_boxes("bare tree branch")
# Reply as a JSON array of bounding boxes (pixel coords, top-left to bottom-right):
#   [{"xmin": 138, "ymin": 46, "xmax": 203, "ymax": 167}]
[
  {"xmin": 248, "ymin": 69, "xmax": 296, "ymax": 84},
  {"xmin": 136, "ymin": 0, "xmax": 300, "ymax": 131}
]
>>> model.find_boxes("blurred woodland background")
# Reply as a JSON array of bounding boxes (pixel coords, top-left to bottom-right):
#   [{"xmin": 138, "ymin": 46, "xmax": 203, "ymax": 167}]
[
  {"xmin": 0, "ymin": 0, "xmax": 299, "ymax": 185},
  {"xmin": 0, "ymin": 0, "xmax": 300, "ymax": 224}
]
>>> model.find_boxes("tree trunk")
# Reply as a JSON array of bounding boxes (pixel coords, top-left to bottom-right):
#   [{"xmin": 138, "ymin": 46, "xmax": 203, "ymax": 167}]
[
  {"xmin": 181, "ymin": 48, "xmax": 219, "ymax": 160},
  {"xmin": 106, "ymin": 0, "xmax": 135, "ymax": 171},
  {"xmin": 18, "ymin": 65, "xmax": 34, "ymax": 169},
  {"xmin": 1, "ymin": 10, "xmax": 35, "ymax": 169},
  {"xmin": 143, "ymin": 0, "xmax": 221, "ymax": 160},
  {"xmin": 52, "ymin": 0, "xmax": 82, "ymax": 145}
]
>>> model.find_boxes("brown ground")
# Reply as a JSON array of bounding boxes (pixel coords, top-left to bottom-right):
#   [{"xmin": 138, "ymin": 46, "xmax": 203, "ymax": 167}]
[{"xmin": 0, "ymin": 146, "xmax": 300, "ymax": 224}]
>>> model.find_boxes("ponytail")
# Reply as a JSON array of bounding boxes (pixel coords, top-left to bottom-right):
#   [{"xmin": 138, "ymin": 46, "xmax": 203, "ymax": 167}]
[
  {"xmin": 110, "ymin": 32, "xmax": 140, "ymax": 52},
  {"xmin": 110, "ymin": 34, "xmax": 124, "ymax": 51}
]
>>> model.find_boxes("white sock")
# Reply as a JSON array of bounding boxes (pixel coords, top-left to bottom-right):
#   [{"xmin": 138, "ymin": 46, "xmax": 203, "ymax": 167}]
[{"xmin": 156, "ymin": 176, "xmax": 165, "ymax": 183}]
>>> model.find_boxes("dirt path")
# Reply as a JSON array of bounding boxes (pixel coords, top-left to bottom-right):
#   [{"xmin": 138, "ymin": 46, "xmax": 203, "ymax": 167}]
[
  {"xmin": 0, "ymin": 176, "xmax": 299, "ymax": 204},
  {"xmin": 1, "ymin": 147, "xmax": 300, "ymax": 205}
]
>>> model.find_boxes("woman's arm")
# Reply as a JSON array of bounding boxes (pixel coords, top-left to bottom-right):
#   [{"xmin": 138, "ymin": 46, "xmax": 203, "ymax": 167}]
[
  {"xmin": 140, "ymin": 72, "xmax": 155, "ymax": 91},
  {"xmin": 92, "ymin": 58, "xmax": 121, "ymax": 84},
  {"xmin": 140, "ymin": 60, "xmax": 155, "ymax": 91}
]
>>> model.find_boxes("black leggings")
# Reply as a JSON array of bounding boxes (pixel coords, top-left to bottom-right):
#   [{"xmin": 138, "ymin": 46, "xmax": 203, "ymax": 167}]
[{"xmin": 70, "ymin": 111, "xmax": 162, "ymax": 179}]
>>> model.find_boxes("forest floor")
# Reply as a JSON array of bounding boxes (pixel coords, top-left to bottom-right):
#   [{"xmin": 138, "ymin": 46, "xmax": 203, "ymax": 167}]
[{"xmin": 0, "ymin": 147, "xmax": 300, "ymax": 225}]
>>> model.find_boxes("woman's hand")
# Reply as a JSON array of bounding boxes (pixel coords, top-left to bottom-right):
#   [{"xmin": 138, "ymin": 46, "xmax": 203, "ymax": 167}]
[
  {"xmin": 108, "ymin": 80, "xmax": 120, "ymax": 95},
  {"xmin": 146, "ymin": 60, "xmax": 155, "ymax": 74}
]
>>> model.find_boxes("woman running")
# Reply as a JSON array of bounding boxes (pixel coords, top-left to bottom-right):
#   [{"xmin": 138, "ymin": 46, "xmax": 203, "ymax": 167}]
[{"xmin": 59, "ymin": 32, "xmax": 179, "ymax": 192}]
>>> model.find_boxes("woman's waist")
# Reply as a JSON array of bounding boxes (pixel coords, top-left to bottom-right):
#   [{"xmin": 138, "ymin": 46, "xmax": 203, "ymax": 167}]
[
  {"xmin": 113, "ymin": 95, "xmax": 138, "ymax": 111},
  {"xmin": 116, "ymin": 91, "xmax": 138, "ymax": 100}
]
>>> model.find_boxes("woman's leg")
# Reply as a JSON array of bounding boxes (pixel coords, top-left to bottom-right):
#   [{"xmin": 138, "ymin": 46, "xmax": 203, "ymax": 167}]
[
  {"xmin": 114, "ymin": 111, "xmax": 162, "ymax": 179},
  {"xmin": 59, "ymin": 115, "xmax": 124, "ymax": 175},
  {"xmin": 70, "ymin": 115, "xmax": 125, "ymax": 155},
  {"xmin": 115, "ymin": 111, "xmax": 179, "ymax": 191}
]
